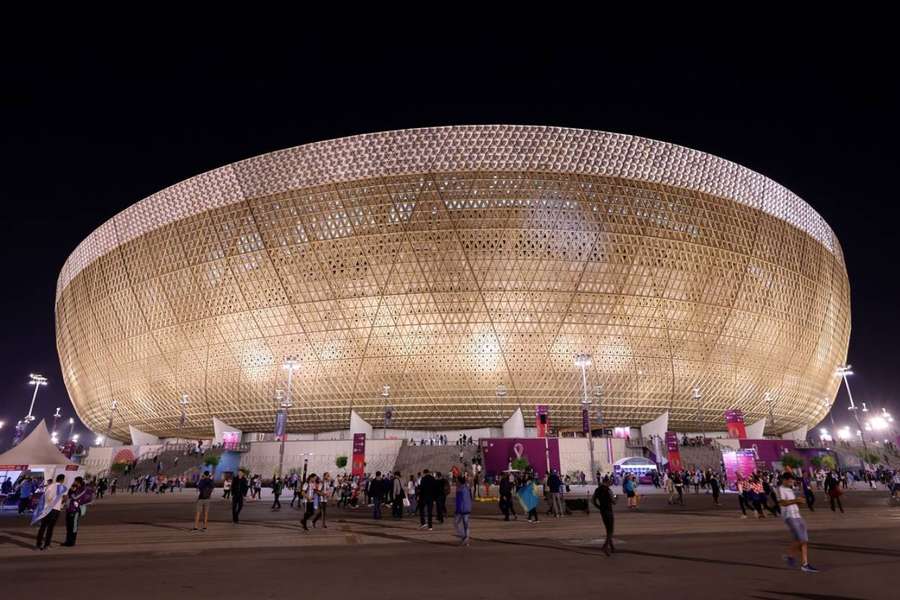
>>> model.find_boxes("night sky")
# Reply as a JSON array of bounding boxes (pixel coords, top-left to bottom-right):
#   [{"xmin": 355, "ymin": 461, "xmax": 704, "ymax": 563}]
[{"xmin": 1, "ymin": 32, "xmax": 897, "ymax": 446}]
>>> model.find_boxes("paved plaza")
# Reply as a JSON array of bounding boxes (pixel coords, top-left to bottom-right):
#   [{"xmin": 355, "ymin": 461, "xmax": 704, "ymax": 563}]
[{"xmin": 2, "ymin": 489, "xmax": 898, "ymax": 599}]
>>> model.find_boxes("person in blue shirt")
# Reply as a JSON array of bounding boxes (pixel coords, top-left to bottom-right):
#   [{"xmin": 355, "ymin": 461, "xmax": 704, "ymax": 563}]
[
  {"xmin": 454, "ymin": 475, "xmax": 473, "ymax": 546},
  {"xmin": 17, "ymin": 477, "xmax": 35, "ymax": 514}
]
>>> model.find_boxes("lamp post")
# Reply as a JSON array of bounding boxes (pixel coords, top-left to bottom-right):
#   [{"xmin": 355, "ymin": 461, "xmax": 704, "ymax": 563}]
[
  {"xmin": 52, "ymin": 407, "xmax": 62, "ymax": 437},
  {"xmin": 764, "ymin": 392, "xmax": 775, "ymax": 433},
  {"xmin": 575, "ymin": 353, "xmax": 597, "ymax": 483},
  {"xmin": 837, "ymin": 364, "xmax": 868, "ymax": 454},
  {"xmin": 24, "ymin": 373, "xmax": 48, "ymax": 424},
  {"xmin": 692, "ymin": 386, "xmax": 702, "ymax": 434},
  {"xmin": 178, "ymin": 394, "xmax": 189, "ymax": 440},
  {"xmin": 381, "ymin": 385, "xmax": 392, "ymax": 440},
  {"xmin": 276, "ymin": 358, "xmax": 300, "ymax": 478},
  {"xmin": 67, "ymin": 417, "xmax": 76, "ymax": 441}
]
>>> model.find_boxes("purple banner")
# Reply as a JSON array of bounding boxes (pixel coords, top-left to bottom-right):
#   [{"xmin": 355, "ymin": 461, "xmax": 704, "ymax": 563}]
[
  {"xmin": 273, "ymin": 409, "xmax": 287, "ymax": 441},
  {"xmin": 722, "ymin": 450, "xmax": 757, "ymax": 490},
  {"xmin": 480, "ymin": 438, "xmax": 561, "ymax": 479},
  {"xmin": 739, "ymin": 439, "xmax": 796, "ymax": 464},
  {"xmin": 581, "ymin": 408, "xmax": 590, "ymax": 434},
  {"xmin": 352, "ymin": 433, "xmax": 366, "ymax": 476}
]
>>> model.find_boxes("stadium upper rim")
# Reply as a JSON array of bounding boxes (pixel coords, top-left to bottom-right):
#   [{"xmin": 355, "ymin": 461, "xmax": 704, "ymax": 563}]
[{"xmin": 56, "ymin": 124, "xmax": 841, "ymax": 301}]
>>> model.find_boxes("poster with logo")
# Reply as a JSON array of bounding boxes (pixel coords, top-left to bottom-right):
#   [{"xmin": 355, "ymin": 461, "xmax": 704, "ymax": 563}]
[
  {"xmin": 665, "ymin": 431, "xmax": 682, "ymax": 471},
  {"xmin": 724, "ymin": 409, "xmax": 747, "ymax": 438},
  {"xmin": 722, "ymin": 449, "xmax": 757, "ymax": 490},
  {"xmin": 536, "ymin": 405, "xmax": 549, "ymax": 437},
  {"xmin": 352, "ymin": 433, "xmax": 366, "ymax": 476},
  {"xmin": 480, "ymin": 438, "xmax": 561, "ymax": 479}
]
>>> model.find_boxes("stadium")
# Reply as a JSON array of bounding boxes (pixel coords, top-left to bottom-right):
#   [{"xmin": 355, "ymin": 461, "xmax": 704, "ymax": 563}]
[{"xmin": 55, "ymin": 125, "xmax": 850, "ymax": 441}]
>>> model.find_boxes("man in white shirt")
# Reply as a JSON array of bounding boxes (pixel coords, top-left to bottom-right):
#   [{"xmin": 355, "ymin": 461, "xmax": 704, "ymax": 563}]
[
  {"xmin": 33, "ymin": 474, "xmax": 68, "ymax": 550},
  {"xmin": 777, "ymin": 472, "xmax": 818, "ymax": 573}
]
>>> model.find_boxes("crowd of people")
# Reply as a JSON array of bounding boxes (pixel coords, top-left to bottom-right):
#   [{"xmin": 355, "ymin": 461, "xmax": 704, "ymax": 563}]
[{"xmin": 407, "ymin": 434, "xmax": 478, "ymax": 447}]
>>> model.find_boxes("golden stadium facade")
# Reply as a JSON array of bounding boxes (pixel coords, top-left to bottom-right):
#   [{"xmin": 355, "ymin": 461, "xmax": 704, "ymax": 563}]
[{"xmin": 55, "ymin": 126, "xmax": 851, "ymax": 440}]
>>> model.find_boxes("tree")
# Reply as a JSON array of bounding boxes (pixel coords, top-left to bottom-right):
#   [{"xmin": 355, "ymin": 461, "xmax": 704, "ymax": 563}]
[
  {"xmin": 511, "ymin": 456, "xmax": 530, "ymax": 471},
  {"xmin": 335, "ymin": 455, "xmax": 348, "ymax": 469},
  {"xmin": 819, "ymin": 454, "xmax": 837, "ymax": 471},
  {"xmin": 780, "ymin": 453, "xmax": 804, "ymax": 470},
  {"xmin": 858, "ymin": 451, "xmax": 881, "ymax": 466}
]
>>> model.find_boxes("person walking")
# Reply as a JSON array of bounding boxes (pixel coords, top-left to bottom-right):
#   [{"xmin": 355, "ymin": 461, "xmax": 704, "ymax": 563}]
[
  {"xmin": 592, "ymin": 476, "xmax": 617, "ymax": 556},
  {"xmin": 17, "ymin": 477, "xmax": 35, "ymax": 514},
  {"xmin": 300, "ymin": 474, "xmax": 318, "ymax": 531},
  {"xmin": 193, "ymin": 471, "xmax": 214, "ymax": 531},
  {"xmin": 33, "ymin": 474, "xmax": 67, "ymax": 550},
  {"xmin": 710, "ymin": 473, "xmax": 721, "ymax": 506},
  {"xmin": 231, "ymin": 471, "xmax": 248, "ymax": 524},
  {"xmin": 825, "ymin": 471, "xmax": 844, "ymax": 513},
  {"xmin": 391, "ymin": 471, "xmax": 405, "ymax": 519},
  {"xmin": 547, "ymin": 469, "xmax": 564, "ymax": 518},
  {"xmin": 406, "ymin": 475, "xmax": 417, "ymax": 516},
  {"xmin": 435, "ymin": 472, "xmax": 449, "ymax": 524},
  {"xmin": 499, "ymin": 472, "xmax": 517, "ymax": 521},
  {"xmin": 370, "ymin": 472, "xmax": 385, "ymax": 520},
  {"xmin": 222, "ymin": 476, "xmax": 232, "ymax": 499},
  {"xmin": 517, "ymin": 475, "xmax": 540, "ymax": 523},
  {"xmin": 777, "ymin": 472, "xmax": 818, "ymax": 572},
  {"xmin": 271, "ymin": 476, "xmax": 284, "ymax": 511},
  {"xmin": 314, "ymin": 473, "xmax": 332, "ymax": 528},
  {"xmin": 418, "ymin": 469, "xmax": 436, "ymax": 530},
  {"xmin": 454, "ymin": 475, "xmax": 473, "ymax": 546},
  {"xmin": 62, "ymin": 477, "xmax": 93, "ymax": 547}
]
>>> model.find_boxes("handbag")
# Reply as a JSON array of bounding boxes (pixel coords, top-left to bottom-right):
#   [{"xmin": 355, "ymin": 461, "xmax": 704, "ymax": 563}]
[{"xmin": 402, "ymin": 497, "xmax": 411, "ymax": 507}]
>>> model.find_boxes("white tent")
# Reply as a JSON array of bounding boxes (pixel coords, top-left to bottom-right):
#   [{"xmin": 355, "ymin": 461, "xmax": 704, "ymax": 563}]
[{"xmin": 0, "ymin": 420, "xmax": 82, "ymax": 488}]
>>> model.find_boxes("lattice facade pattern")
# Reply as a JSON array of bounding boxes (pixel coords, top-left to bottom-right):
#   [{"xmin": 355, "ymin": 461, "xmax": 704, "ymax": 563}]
[{"xmin": 55, "ymin": 126, "xmax": 850, "ymax": 440}]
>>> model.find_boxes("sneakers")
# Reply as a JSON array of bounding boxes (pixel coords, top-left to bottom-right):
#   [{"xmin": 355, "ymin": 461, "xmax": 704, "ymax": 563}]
[
  {"xmin": 800, "ymin": 564, "xmax": 819, "ymax": 573},
  {"xmin": 419, "ymin": 524, "xmax": 428, "ymax": 529},
  {"xmin": 782, "ymin": 554, "xmax": 797, "ymax": 568}
]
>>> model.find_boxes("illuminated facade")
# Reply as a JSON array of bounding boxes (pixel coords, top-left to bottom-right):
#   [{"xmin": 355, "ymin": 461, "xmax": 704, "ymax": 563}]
[{"xmin": 55, "ymin": 126, "xmax": 850, "ymax": 440}]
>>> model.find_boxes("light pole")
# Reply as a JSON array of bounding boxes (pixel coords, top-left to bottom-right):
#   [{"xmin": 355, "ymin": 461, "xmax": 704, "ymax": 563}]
[
  {"xmin": 837, "ymin": 364, "xmax": 868, "ymax": 454},
  {"xmin": 575, "ymin": 353, "xmax": 597, "ymax": 483},
  {"xmin": 67, "ymin": 417, "xmax": 76, "ymax": 441},
  {"xmin": 52, "ymin": 407, "xmax": 62, "ymax": 437},
  {"xmin": 24, "ymin": 373, "xmax": 48, "ymax": 424},
  {"xmin": 178, "ymin": 394, "xmax": 189, "ymax": 440},
  {"xmin": 277, "ymin": 358, "xmax": 300, "ymax": 478},
  {"xmin": 381, "ymin": 385, "xmax": 392, "ymax": 440},
  {"xmin": 765, "ymin": 392, "xmax": 775, "ymax": 433},
  {"xmin": 822, "ymin": 397, "xmax": 835, "ymax": 431},
  {"xmin": 692, "ymin": 386, "xmax": 702, "ymax": 433}
]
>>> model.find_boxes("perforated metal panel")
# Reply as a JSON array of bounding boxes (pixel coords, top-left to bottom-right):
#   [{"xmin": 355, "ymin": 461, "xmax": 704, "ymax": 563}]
[{"xmin": 55, "ymin": 126, "xmax": 850, "ymax": 440}]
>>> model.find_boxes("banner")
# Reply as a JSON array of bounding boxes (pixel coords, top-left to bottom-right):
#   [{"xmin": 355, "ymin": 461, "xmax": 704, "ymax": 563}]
[
  {"xmin": 722, "ymin": 449, "xmax": 757, "ymax": 490},
  {"xmin": 536, "ymin": 405, "xmax": 549, "ymax": 437},
  {"xmin": 480, "ymin": 438, "xmax": 561, "ymax": 479},
  {"xmin": 273, "ymin": 409, "xmax": 287, "ymax": 442},
  {"xmin": 581, "ymin": 407, "xmax": 590, "ymax": 434},
  {"xmin": 665, "ymin": 431, "xmax": 682, "ymax": 472},
  {"xmin": 351, "ymin": 433, "xmax": 366, "ymax": 476},
  {"xmin": 724, "ymin": 409, "xmax": 747, "ymax": 438}
]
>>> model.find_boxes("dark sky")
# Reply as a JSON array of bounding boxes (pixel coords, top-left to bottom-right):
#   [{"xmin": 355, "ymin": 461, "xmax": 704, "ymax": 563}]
[{"xmin": 1, "ymin": 31, "xmax": 897, "ymax": 445}]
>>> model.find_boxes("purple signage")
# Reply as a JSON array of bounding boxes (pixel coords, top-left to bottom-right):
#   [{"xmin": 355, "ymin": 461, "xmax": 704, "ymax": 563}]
[
  {"xmin": 581, "ymin": 408, "xmax": 590, "ymax": 434},
  {"xmin": 273, "ymin": 409, "xmax": 287, "ymax": 441},
  {"xmin": 480, "ymin": 438, "xmax": 561, "ymax": 479}
]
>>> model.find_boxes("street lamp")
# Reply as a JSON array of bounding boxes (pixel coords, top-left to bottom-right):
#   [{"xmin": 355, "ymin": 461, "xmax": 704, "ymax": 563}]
[
  {"xmin": 836, "ymin": 364, "xmax": 868, "ymax": 454},
  {"xmin": 692, "ymin": 386, "xmax": 702, "ymax": 432},
  {"xmin": 764, "ymin": 392, "xmax": 775, "ymax": 431},
  {"xmin": 575, "ymin": 353, "xmax": 597, "ymax": 483},
  {"xmin": 52, "ymin": 407, "xmax": 62, "ymax": 437},
  {"xmin": 381, "ymin": 385, "xmax": 392, "ymax": 439},
  {"xmin": 276, "ymin": 357, "xmax": 300, "ymax": 478},
  {"xmin": 178, "ymin": 394, "xmax": 190, "ymax": 439},
  {"xmin": 24, "ymin": 373, "xmax": 48, "ymax": 424},
  {"xmin": 68, "ymin": 417, "xmax": 76, "ymax": 441}
]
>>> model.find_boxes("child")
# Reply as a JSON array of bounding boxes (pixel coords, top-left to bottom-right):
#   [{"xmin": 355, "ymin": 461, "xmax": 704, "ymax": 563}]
[{"xmin": 777, "ymin": 472, "xmax": 818, "ymax": 573}]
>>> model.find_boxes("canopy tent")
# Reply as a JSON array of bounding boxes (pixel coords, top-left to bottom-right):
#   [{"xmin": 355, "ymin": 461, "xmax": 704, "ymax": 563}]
[{"xmin": 0, "ymin": 420, "xmax": 82, "ymax": 492}]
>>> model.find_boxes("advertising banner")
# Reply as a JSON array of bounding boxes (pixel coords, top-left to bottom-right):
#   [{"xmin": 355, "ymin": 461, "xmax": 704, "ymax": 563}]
[
  {"xmin": 480, "ymin": 438, "xmax": 561, "ymax": 479},
  {"xmin": 222, "ymin": 431, "xmax": 240, "ymax": 450},
  {"xmin": 722, "ymin": 449, "xmax": 757, "ymax": 490},
  {"xmin": 581, "ymin": 407, "xmax": 590, "ymax": 434},
  {"xmin": 536, "ymin": 405, "xmax": 549, "ymax": 437},
  {"xmin": 351, "ymin": 433, "xmax": 366, "ymax": 476},
  {"xmin": 739, "ymin": 439, "xmax": 796, "ymax": 466},
  {"xmin": 664, "ymin": 431, "xmax": 682, "ymax": 472},
  {"xmin": 724, "ymin": 409, "xmax": 747, "ymax": 438},
  {"xmin": 273, "ymin": 409, "xmax": 287, "ymax": 442}
]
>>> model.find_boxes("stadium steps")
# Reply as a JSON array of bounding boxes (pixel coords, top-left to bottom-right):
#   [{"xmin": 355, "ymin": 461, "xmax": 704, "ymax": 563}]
[{"xmin": 391, "ymin": 441, "xmax": 477, "ymax": 477}]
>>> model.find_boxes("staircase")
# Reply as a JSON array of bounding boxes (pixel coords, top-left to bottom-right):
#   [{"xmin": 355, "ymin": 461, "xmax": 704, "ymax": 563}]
[
  {"xmin": 677, "ymin": 444, "xmax": 723, "ymax": 470},
  {"xmin": 391, "ymin": 441, "xmax": 478, "ymax": 477},
  {"xmin": 122, "ymin": 446, "xmax": 225, "ymax": 482}
]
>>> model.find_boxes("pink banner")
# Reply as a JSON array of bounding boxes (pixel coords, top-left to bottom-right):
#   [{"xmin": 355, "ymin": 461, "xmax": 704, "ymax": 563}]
[
  {"xmin": 722, "ymin": 449, "xmax": 757, "ymax": 490},
  {"xmin": 665, "ymin": 431, "xmax": 682, "ymax": 471},
  {"xmin": 352, "ymin": 433, "xmax": 366, "ymax": 476}
]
